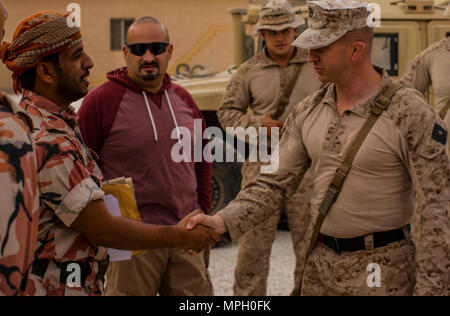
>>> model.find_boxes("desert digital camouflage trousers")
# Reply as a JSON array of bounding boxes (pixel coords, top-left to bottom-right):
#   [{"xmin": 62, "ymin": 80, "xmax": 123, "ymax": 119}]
[
  {"xmin": 233, "ymin": 162, "xmax": 313, "ymax": 296},
  {"xmin": 300, "ymin": 227, "xmax": 416, "ymax": 296}
]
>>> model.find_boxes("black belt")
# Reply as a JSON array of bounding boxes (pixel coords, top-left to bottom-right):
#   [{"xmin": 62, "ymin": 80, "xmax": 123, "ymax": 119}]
[
  {"xmin": 31, "ymin": 257, "xmax": 109, "ymax": 285},
  {"xmin": 318, "ymin": 227, "xmax": 406, "ymax": 254}
]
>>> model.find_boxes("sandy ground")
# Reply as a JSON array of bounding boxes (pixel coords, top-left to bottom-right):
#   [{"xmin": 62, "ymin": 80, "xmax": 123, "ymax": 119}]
[{"xmin": 208, "ymin": 230, "xmax": 296, "ymax": 296}]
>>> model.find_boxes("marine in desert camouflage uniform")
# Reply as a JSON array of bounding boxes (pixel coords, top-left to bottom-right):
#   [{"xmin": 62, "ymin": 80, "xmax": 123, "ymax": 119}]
[
  {"xmin": 218, "ymin": 0, "xmax": 322, "ymax": 296},
  {"xmin": 188, "ymin": 0, "xmax": 450, "ymax": 296},
  {"xmin": 400, "ymin": 3, "xmax": 450, "ymax": 128}
]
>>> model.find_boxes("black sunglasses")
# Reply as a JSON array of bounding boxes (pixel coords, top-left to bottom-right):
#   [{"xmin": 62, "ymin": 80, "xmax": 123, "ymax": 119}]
[{"xmin": 126, "ymin": 42, "xmax": 169, "ymax": 57}]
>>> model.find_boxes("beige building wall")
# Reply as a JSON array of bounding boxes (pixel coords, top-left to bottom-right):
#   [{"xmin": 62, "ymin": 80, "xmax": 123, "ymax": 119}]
[{"xmin": 0, "ymin": 0, "xmax": 247, "ymax": 92}]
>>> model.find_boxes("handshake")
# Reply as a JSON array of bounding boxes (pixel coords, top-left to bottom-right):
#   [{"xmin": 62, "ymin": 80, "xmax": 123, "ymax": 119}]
[{"xmin": 176, "ymin": 210, "xmax": 228, "ymax": 253}]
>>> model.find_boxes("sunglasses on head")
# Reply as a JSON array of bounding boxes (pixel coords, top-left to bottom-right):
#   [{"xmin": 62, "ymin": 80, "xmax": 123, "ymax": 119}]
[{"xmin": 126, "ymin": 42, "xmax": 169, "ymax": 57}]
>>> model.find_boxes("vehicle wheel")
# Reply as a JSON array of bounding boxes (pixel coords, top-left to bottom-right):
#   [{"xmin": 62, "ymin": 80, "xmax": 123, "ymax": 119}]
[{"xmin": 210, "ymin": 162, "xmax": 242, "ymax": 215}]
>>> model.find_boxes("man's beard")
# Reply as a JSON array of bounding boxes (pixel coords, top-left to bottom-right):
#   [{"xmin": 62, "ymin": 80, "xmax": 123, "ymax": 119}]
[
  {"xmin": 139, "ymin": 62, "xmax": 160, "ymax": 81},
  {"xmin": 56, "ymin": 69, "xmax": 89, "ymax": 103}
]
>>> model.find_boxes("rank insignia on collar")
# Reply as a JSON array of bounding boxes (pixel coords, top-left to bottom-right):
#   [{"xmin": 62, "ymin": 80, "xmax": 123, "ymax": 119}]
[{"xmin": 432, "ymin": 123, "xmax": 448, "ymax": 146}]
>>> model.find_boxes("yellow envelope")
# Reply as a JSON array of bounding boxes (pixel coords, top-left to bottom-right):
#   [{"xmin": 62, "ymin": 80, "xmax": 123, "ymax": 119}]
[{"xmin": 102, "ymin": 177, "xmax": 143, "ymax": 256}]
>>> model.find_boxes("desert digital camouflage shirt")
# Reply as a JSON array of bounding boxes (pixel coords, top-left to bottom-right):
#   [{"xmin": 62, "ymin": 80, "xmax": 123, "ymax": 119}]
[
  {"xmin": 218, "ymin": 47, "xmax": 322, "ymax": 129},
  {"xmin": 219, "ymin": 68, "xmax": 450, "ymax": 296},
  {"xmin": 218, "ymin": 47, "xmax": 322, "ymax": 182},
  {"xmin": 401, "ymin": 37, "xmax": 450, "ymax": 128},
  {"xmin": 19, "ymin": 90, "xmax": 106, "ymax": 296},
  {"xmin": 0, "ymin": 94, "xmax": 39, "ymax": 296}
]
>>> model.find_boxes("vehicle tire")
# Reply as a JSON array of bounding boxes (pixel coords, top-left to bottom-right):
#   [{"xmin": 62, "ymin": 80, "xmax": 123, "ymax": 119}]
[{"xmin": 210, "ymin": 162, "xmax": 242, "ymax": 215}]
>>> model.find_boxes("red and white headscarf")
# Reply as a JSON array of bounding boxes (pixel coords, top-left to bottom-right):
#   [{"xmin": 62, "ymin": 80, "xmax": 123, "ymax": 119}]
[{"xmin": 1, "ymin": 11, "xmax": 82, "ymax": 93}]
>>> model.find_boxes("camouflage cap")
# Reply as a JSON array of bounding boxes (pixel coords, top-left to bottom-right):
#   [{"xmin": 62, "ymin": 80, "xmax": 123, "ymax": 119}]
[
  {"xmin": 292, "ymin": 0, "xmax": 370, "ymax": 50},
  {"xmin": 255, "ymin": 0, "xmax": 305, "ymax": 32}
]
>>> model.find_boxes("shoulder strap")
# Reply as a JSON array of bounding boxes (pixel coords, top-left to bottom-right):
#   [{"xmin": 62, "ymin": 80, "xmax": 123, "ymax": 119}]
[
  {"xmin": 438, "ymin": 98, "xmax": 450, "ymax": 121},
  {"xmin": 291, "ymin": 82, "xmax": 404, "ymax": 296},
  {"xmin": 273, "ymin": 63, "xmax": 303, "ymax": 120}
]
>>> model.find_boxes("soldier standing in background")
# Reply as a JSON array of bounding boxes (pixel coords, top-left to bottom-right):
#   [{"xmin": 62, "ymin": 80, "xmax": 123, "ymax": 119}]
[
  {"xmin": 188, "ymin": 0, "xmax": 449, "ymax": 296},
  {"xmin": 400, "ymin": 2, "xmax": 450, "ymax": 128},
  {"xmin": 218, "ymin": 0, "xmax": 322, "ymax": 296}
]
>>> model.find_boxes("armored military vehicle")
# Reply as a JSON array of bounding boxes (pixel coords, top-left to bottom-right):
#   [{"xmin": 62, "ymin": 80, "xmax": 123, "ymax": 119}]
[{"xmin": 174, "ymin": 0, "xmax": 450, "ymax": 215}]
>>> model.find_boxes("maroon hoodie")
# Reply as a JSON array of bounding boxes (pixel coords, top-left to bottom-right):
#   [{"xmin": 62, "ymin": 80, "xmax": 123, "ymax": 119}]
[{"xmin": 78, "ymin": 67, "xmax": 212, "ymax": 225}]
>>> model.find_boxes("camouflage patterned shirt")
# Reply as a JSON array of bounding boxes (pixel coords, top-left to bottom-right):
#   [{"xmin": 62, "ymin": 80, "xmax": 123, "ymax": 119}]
[
  {"xmin": 400, "ymin": 37, "xmax": 450, "ymax": 128},
  {"xmin": 0, "ymin": 93, "xmax": 39, "ymax": 296},
  {"xmin": 217, "ymin": 47, "xmax": 322, "ymax": 182},
  {"xmin": 218, "ymin": 47, "xmax": 322, "ymax": 129},
  {"xmin": 219, "ymin": 68, "xmax": 450, "ymax": 296},
  {"xmin": 19, "ymin": 90, "xmax": 107, "ymax": 296}
]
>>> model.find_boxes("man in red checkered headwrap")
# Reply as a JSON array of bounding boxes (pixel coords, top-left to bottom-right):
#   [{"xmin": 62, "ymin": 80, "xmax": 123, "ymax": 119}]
[{"xmin": 1, "ymin": 11, "xmax": 82, "ymax": 95}]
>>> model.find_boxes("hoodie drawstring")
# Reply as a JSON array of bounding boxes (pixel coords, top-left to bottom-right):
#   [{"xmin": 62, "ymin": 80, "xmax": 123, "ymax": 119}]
[
  {"xmin": 143, "ymin": 91, "xmax": 158, "ymax": 143},
  {"xmin": 165, "ymin": 90, "xmax": 181, "ymax": 143},
  {"xmin": 142, "ymin": 90, "xmax": 181, "ymax": 143}
]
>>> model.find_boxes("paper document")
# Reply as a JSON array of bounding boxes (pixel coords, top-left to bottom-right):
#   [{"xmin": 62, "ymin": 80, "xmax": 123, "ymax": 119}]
[{"xmin": 104, "ymin": 194, "xmax": 132, "ymax": 262}]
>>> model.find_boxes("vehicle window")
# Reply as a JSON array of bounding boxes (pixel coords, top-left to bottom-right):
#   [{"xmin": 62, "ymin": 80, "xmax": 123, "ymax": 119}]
[
  {"xmin": 372, "ymin": 33, "xmax": 399, "ymax": 77},
  {"xmin": 110, "ymin": 18, "xmax": 135, "ymax": 51}
]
